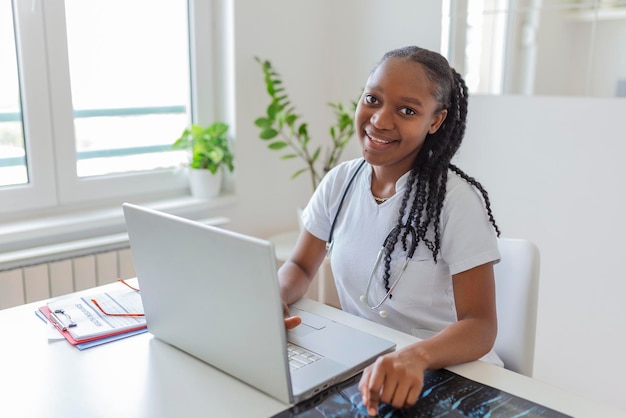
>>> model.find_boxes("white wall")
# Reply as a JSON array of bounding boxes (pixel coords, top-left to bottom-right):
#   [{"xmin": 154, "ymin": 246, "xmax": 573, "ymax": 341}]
[
  {"xmin": 201, "ymin": 1, "xmax": 626, "ymax": 413},
  {"xmin": 454, "ymin": 95, "xmax": 626, "ymax": 412},
  {"xmin": 534, "ymin": 7, "xmax": 626, "ymax": 97}
]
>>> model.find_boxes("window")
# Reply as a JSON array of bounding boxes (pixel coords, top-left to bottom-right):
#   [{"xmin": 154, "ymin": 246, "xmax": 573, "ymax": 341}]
[
  {"xmin": 442, "ymin": 0, "xmax": 509, "ymax": 95},
  {"xmin": 1, "ymin": 0, "xmax": 217, "ymax": 216},
  {"xmin": 443, "ymin": 0, "xmax": 624, "ymax": 96},
  {"xmin": 64, "ymin": 0, "xmax": 188, "ymax": 179},
  {"xmin": 0, "ymin": 0, "xmax": 27, "ymax": 187}
]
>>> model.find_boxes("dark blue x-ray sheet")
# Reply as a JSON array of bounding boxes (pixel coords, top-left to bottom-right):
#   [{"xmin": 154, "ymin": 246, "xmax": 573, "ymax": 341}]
[{"xmin": 272, "ymin": 368, "xmax": 571, "ymax": 418}]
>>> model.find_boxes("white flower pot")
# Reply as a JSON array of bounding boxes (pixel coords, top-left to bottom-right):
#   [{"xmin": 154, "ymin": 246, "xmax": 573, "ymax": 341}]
[{"xmin": 188, "ymin": 167, "xmax": 222, "ymax": 198}]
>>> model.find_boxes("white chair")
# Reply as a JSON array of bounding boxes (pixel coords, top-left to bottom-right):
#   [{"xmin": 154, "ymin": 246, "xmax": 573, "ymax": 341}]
[{"xmin": 493, "ymin": 238, "xmax": 541, "ymax": 377}]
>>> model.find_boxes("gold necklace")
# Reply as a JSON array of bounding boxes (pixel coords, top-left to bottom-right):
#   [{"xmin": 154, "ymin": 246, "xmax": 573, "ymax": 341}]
[{"xmin": 373, "ymin": 195, "xmax": 390, "ymax": 203}]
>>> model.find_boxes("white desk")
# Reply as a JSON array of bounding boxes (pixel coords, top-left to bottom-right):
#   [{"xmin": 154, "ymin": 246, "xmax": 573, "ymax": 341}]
[{"xmin": 1, "ymin": 282, "xmax": 623, "ymax": 418}]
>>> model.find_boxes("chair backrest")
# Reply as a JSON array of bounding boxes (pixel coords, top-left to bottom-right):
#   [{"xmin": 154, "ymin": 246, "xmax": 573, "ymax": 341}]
[{"xmin": 493, "ymin": 238, "xmax": 540, "ymax": 377}]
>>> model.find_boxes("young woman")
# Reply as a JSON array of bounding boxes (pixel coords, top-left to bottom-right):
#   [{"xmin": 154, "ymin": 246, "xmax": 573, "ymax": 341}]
[{"xmin": 278, "ymin": 46, "xmax": 501, "ymax": 415}]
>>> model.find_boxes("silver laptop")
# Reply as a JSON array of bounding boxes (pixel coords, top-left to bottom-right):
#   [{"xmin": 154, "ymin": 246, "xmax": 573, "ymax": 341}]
[{"xmin": 122, "ymin": 203, "xmax": 395, "ymax": 405}]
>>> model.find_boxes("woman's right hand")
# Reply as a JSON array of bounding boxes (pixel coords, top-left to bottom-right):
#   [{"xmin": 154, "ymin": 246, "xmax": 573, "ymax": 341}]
[
  {"xmin": 278, "ymin": 229, "xmax": 327, "ymax": 330},
  {"xmin": 283, "ymin": 302, "xmax": 302, "ymax": 329}
]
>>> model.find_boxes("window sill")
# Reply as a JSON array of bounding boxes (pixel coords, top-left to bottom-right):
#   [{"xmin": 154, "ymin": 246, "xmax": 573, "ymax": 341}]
[{"xmin": 0, "ymin": 194, "xmax": 237, "ymax": 255}]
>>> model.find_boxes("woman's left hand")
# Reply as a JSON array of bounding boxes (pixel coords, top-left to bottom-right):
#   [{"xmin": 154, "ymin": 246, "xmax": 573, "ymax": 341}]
[{"xmin": 357, "ymin": 348, "xmax": 427, "ymax": 416}]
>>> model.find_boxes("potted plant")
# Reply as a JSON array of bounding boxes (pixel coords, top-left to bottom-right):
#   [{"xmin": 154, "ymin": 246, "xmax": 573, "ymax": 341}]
[
  {"xmin": 254, "ymin": 57, "xmax": 357, "ymax": 192},
  {"xmin": 173, "ymin": 122, "xmax": 234, "ymax": 198}
]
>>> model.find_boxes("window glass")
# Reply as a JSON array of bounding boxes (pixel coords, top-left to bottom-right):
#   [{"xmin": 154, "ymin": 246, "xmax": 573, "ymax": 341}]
[
  {"xmin": 64, "ymin": 0, "xmax": 189, "ymax": 178},
  {"xmin": 442, "ymin": 0, "xmax": 508, "ymax": 95},
  {"xmin": 0, "ymin": 0, "xmax": 27, "ymax": 187}
]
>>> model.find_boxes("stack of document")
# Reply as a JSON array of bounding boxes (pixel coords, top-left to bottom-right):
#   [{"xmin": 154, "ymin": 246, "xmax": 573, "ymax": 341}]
[{"xmin": 38, "ymin": 279, "xmax": 147, "ymax": 348}]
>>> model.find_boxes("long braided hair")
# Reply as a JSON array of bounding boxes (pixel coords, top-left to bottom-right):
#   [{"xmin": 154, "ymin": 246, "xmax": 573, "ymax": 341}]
[{"xmin": 378, "ymin": 46, "xmax": 501, "ymax": 296}]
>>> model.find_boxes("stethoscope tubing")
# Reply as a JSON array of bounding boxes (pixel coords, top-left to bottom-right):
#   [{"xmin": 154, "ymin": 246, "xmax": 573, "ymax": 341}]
[
  {"xmin": 325, "ymin": 158, "xmax": 420, "ymax": 317},
  {"xmin": 326, "ymin": 159, "xmax": 367, "ymax": 252},
  {"xmin": 361, "ymin": 251, "xmax": 410, "ymax": 310},
  {"xmin": 360, "ymin": 224, "xmax": 417, "ymax": 311}
]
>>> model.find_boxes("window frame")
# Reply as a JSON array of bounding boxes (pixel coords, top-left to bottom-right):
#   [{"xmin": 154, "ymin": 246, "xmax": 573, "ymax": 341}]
[
  {"xmin": 3, "ymin": 0, "xmax": 214, "ymax": 215},
  {"xmin": 4, "ymin": 0, "xmax": 58, "ymax": 213}
]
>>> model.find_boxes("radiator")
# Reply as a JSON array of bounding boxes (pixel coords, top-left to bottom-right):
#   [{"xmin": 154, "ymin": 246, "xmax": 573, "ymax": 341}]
[
  {"xmin": 0, "ymin": 247, "xmax": 134, "ymax": 310},
  {"xmin": 0, "ymin": 217, "xmax": 228, "ymax": 310}
]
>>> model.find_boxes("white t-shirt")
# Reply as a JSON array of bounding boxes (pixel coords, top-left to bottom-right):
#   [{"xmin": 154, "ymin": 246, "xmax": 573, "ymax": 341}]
[{"xmin": 302, "ymin": 158, "xmax": 503, "ymax": 365}]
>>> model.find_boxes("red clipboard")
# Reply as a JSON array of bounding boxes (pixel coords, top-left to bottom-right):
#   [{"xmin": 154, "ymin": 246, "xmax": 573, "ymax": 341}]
[{"xmin": 39, "ymin": 305, "xmax": 147, "ymax": 346}]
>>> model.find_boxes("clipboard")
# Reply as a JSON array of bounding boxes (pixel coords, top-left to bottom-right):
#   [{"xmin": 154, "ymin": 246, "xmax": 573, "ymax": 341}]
[
  {"xmin": 38, "ymin": 305, "xmax": 147, "ymax": 346},
  {"xmin": 39, "ymin": 279, "xmax": 148, "ymax": 346}
]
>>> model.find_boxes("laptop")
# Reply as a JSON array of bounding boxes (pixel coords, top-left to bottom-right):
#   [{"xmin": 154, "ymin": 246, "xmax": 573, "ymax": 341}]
[{"xmin": 122, "ymin": 203, "xmax": 395, "ymax": 405}]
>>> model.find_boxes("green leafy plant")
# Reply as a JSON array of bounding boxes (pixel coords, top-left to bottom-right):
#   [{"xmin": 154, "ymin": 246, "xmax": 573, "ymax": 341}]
[
  {"xmin": 173, "ymin": 122, "xmax": 234, "ymax": 174},
  {"xmin": 254, "ymin": 57, "xmax": 357, "ymax": 191}
]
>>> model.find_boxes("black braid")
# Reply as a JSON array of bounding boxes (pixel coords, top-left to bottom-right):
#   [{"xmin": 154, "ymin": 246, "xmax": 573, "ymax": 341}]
[
  {"xmin": 449, "ymin": 164, "xmax": 501, "ymax": 237},
  {"xmin": 375, "ymin": 47, "xmax": 500, "ymax": 296}
]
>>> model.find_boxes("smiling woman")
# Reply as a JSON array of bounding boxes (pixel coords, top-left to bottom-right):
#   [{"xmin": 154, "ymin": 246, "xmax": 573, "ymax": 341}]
[
  {"xmin": 278, "ymin": 46, "xmax": 502, "ymax": 414},
  {"xmin": 356, "ymin": 57, "xmax": 448, "ymax": 181}
]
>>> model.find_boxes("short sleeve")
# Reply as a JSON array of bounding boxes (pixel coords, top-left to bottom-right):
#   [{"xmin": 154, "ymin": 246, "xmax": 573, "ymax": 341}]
[{"xmin": 440, "ymin": 175, "xmax": 500, "ymax": 275}]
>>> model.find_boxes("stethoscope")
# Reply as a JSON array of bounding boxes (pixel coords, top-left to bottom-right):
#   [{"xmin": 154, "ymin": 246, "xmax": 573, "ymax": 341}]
[{"xmin": 325, "ymin": 159, "xmax": 418, "ymax": 318}]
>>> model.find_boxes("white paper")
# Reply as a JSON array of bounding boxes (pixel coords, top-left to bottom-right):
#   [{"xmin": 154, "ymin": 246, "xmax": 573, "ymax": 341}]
[{"xmin": 46, "ymin": 286, "xmax": 146, "ymax": 341}]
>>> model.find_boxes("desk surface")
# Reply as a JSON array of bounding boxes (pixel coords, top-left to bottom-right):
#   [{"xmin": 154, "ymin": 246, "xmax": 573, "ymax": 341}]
[{"xmin": 0, "ymin": 282, "xmax": 623, "ymax": 418}]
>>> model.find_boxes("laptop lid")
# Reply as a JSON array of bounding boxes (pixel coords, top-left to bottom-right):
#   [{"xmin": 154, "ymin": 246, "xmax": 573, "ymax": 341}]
[
  {"xmin": 122, "ymin": 203, "xmax": 395, "ymax": 405},
  {"xmin": 123, "ymin": 203, "xmax": 293, "ymax": 403}
]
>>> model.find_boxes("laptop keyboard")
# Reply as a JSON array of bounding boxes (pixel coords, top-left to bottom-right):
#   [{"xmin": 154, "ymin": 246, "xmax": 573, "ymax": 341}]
[{"xmin": 287, "ymin": 342, "xmax": 323, "ymax": 371}]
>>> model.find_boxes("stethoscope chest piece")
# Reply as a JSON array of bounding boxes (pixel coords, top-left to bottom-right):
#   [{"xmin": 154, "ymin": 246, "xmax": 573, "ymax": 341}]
[{"xmin": 359, "ymin": 295, "xmax": 388, "ymax": 318}]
